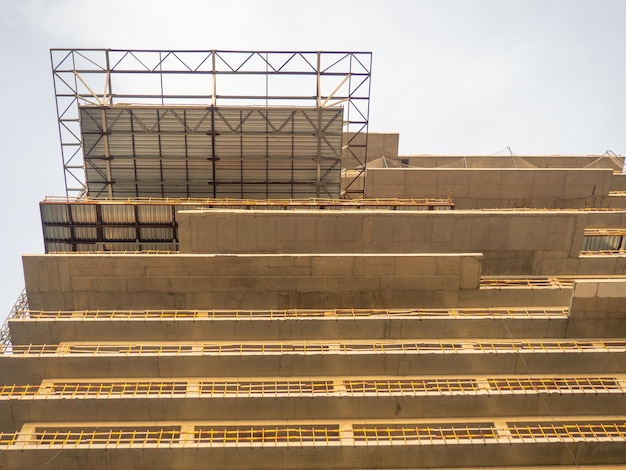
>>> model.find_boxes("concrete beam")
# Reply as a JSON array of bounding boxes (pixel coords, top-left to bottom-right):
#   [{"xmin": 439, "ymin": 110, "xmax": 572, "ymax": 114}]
[
  {"xmin": 2, "ymin": 439, "xmax": 625, "ymax": 469},
  {"xmin": 1, "ymin": 348, "xmax": 624, "ymax": 386},
  {"xmin": 177, "ymin": 209, "xmax": 594, "ymax": 276},
  {"xmin": 23, "ymin": 253, "xmax": 482, "ymax": 311},
  {"xmin": 1, "ymin": 390, "xmax": 623, "ymax": 432},
  {"xmin": 8, "ymin": 315, "xmax": 568, "ymax": 345},
  {"xmin": 567, "ymin": 279, "xmax": 626, "ymax": 337},
  {"xmin": 365, "ymin": 168, "xmax": 614, "ymax": 209}
]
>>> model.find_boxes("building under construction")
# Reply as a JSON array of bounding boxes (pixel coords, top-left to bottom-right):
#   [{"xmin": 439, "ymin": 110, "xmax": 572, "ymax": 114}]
[{"xmin": 0, "ymin": 48, "xmax": 625, "ymax": 469}]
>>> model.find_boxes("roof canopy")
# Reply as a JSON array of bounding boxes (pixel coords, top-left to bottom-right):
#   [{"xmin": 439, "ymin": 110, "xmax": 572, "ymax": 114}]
[{"xmin": 80, "ymin": 105, "xmax": 343, "ymax": 199}]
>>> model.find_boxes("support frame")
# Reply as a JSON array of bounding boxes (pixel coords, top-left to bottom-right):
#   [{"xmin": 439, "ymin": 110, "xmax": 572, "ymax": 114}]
[{"xmin": 51, "ymin": 49, "xmax": 372, "ymax": 199}]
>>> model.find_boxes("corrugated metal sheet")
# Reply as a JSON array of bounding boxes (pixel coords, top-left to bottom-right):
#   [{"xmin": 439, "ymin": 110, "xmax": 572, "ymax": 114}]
[
  {"xmin": 137, "ymin": 205, "xmax": 173, "ymax": 224},
  {"xmin": 582, "ymin": 235, "xmax": 623, "ymax": 251},
  {"xmin": 139, "ymin": 227, "xmax": 174, "ymax": 241},
  {"xmin": 40, "ymin": 204, "xmax": 69, "ymax": 224},
  {"xmin": 80, "ymin": 105, "xmax": 343, "ymax": 199},
  {"xmin": 74, "ymin": 227, "xmax": 98, "ymax": 240},
  {"xmin": 43, "ymin": 226, "xmax": 71, "ymax": 240},
  {"xmin": 140, "ymin": 242, "xmax": 177, "ymax": 251},
  {"xmin": 103, "ymin": 227, "xmax": 136, "ymax": 241},
  {"xmin": 101, "ymin": 205, "xmax": 135, "ymax": 224},
  {"xmin": 70, "ymin": 204, "xmax": 97, "ymax": 224},
  {"xmin": 100, "ymin": 242, "xmax": 141, "ymax": 251},
  {"xmin": 45, "ymin": 242, "xmax": 73, "ymax": 253},
  {"xmin": 76, "ymin": 243, "xmax": 97, "ymax": 252}
]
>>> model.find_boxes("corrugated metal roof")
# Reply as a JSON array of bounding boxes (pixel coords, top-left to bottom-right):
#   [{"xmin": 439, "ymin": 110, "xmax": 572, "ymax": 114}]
[
  {"xmin": 80, "ymin": 105, "xmax": 343, "ymax": 199},
  {"xmin": 40, "ymin": 204, "xmax": 69, "ymax": 224},
  {"xmin": 101, "ymin": 205, "xmax": 135, "ymax": 224},
  {"xmin": 74, "ymin": 227, "xmax": 97, "ymax": 240},
  {"xmin": 102, "ymin": 227, "xmax": 136, "ymax": 241},
  {"xmin": 137, "ymin": 205, "xmax": 173, "ymax": 224},
  {"xmin": 139, "ymin": 227, "xmax": 174, "ymax": 241},
  {"xmin": 43, "ymin": 226, "xmax": 71, "ymax": 241},
  {"xmin": 70, "ymin": 204, "xmax": 97, "ymax": 224}
]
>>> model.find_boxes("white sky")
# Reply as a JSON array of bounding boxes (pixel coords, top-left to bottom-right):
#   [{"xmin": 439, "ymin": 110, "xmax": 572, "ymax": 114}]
[{"xmin": 0, "ymin": 0, "xmax": 625, "ymax": 313}]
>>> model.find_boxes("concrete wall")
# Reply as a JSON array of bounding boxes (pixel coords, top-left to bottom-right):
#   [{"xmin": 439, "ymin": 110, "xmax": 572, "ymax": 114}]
[
  {"xmin": 568, "ymin": 279, "xmax": 626, "ymax": 337},
  {"xmin": 2, "ymin": 347, "xmax": 623, "ymax": 386},
  {"xmin": 606, "ymin": 194, "xmax": 626, "ymax": 208},
  {"xmin": 1, "ymin": 390, "xmax": 622, "ymax": 431},
  {"xmin": 583, "ymin": 210, "xmax": 626, "ymax": 226},
  {"xmin": 22, "ymin": 253, "xmax": 482, "ymax": 311},
  {"xmin": 8, "ymin": 315, "xmax": 568, "ymax": 344},
  {"xmin": 610, "ymin": 173, "xmax": 626, "ymax": 191},
  {"xmin": 178, "ymin": 210, "xmax": 596, "ymax": 276},
  {"xmin": 365, "ymin": 168, "xmax": 614, "ymax": 209},
  {"xmin": 396, "ymin": 155, "xmax": 624, "ymax": 170},
  {"xmin": 1, "ymin": 431, "xmax": 625, "ymax": 469}
]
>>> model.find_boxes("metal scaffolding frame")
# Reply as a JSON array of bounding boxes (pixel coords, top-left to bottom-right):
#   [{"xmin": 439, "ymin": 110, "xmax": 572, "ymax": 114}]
[{"xmin": 50, "ymin": 49, "xmax": 372, "ymax": 199}]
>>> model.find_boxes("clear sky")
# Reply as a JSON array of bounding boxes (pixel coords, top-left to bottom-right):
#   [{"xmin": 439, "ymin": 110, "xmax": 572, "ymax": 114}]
[{"xmin": 0, "ymin": 0, "xmax": 625, "ymax": 314}]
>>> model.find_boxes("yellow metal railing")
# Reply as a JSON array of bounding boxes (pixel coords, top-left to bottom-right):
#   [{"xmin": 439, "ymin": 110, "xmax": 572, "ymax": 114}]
[
  {"xmin": 508, "ymin": 422, "xmax": 626, "ymax": 440},
  {"xmin": 34, "ymin": 429, "xmax": 181, "ymax": 446},
  {"xmin": 3, "ymin": 339, "xmax": 626, "ymax": 356},
  {"xmin": 580, "ymin": 249, "xmax": 626, "ymax": 256},
  {"xmin": 0, "ymin": 420, "xmax": 624, "ymax": 448},
  {"xmin": 584, "ymin": 228, "xmax": 626, "ymax": 237},
  {"xmin": 12, "ymin": 306, "xmax": 569, "ymax": 321},
  {"xmin": 0, "ymin": 376, "xmax": 623, "ymax": 399},
  {"xmin": 482, "ymin": 207, "xmax": 626, "ymax": 212},
  {"xmin": 46, "ymin": 250, "xmax": 180, "ymax": 255},
  {"xmin": 481, "ymin": 275, "xmax": 626, "ymax": 288},
  {"xmin": 42, "ymin": 196, "xmax": 455, "ymax": 209},
  {"xmin": 195, "ymin": 426, "xmax": 340, "ymax": 444},
  {"xmin": 481, "ymin": 277, "xmax": 575, "ymax": 289},
  {"xmin": 486, "ymin": 377, "xmax": 622, "ymax": 392},
  {"xmin": 345, "ymin": 378, "xmax": 480, "ymax": 394},
  {"xmin": 353, "ymin": 424, "xmax": 498, "ymax": 442}
]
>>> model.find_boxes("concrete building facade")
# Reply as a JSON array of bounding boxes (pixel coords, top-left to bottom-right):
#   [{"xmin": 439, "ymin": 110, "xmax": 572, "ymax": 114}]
[{"xmin": 0, "ymin": 49, "xmax": 625, "ymax": 469}]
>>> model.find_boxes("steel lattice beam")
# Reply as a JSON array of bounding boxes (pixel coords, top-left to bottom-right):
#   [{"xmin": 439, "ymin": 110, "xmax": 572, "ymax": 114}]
[{"xmin": 50, "ymin": 49, "xmax": 372, "ymax": 199}]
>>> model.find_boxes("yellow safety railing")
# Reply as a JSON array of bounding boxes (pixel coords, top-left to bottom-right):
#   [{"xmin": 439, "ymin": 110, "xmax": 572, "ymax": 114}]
[
  {"xmin": 199, "ymin": 380, "xmax": 334, "ymax": 396},
  {"xmin": 508, "ymin": 422, "xmax": 626, "ymax": 441},
  {"xmin": 482, "ymin": 207, "xmax": 626, "ymax": 212},
  {"xmin": 584, "ymin": 228, "xmax": 626, "ymax": 237},
  {"xmin": 42, "ymin": 196, "xmax": 455, "ymax": 209},
  {"xmin": 0, "ymin": 432, "xmax": 18, "ymax": 446},
  {"xmin": 46, "ymin": 250, "xmax": 180, "ymax": 255},
  {"xmin": 34, "ymin": 429, "xmax": 181, "ymax": 446},
  {"xmin": 486, "ymin": 377, "xmax": 622, "ymax": 393},
  {"xmin": 0, "ymin": 421, "xmax": 624, "ymax": 448},
  {"xmin": 580, "ymin": 249, "xmax": 626, "ymax": 256},
  {"xmin": 0, "ymin": 376, "xmax": 623, "ymax": 399},
  {"xmin": 195, "ymin": 426, "xmax": 340, "ymax": 444},
  {"xmin": 481, "ymin": 277, "xmax": 575, "ymax": 289},
  {"xmin": 13, "ymin": 306, "xmax": 569, "ymax": 321},
  {"xmin": 3, "ymin": 340, "xmax": 626, "ymax": 356},
  {"xmin": 352, "ymin": 424, "xmax": 498, "ymax": 442},
  {"xmin": 344, "ymin": 378, "xmax": 479, "ymax": 394}
]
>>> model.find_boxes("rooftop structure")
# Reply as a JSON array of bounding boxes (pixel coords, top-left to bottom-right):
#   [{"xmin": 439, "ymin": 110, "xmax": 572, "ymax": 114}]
[
  {"xmin": 50, "ymin": 49, "xmax": 372, "ymax": 199},
  {"xmin": 0, "ymin": 48, "xmax": 625, "ymax": 469}
]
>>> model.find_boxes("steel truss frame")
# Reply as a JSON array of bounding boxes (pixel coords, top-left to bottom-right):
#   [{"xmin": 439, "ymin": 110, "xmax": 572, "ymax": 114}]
[{"xmin": 50, "ymin": 49, "xmax": 372, "ymax": 199}]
